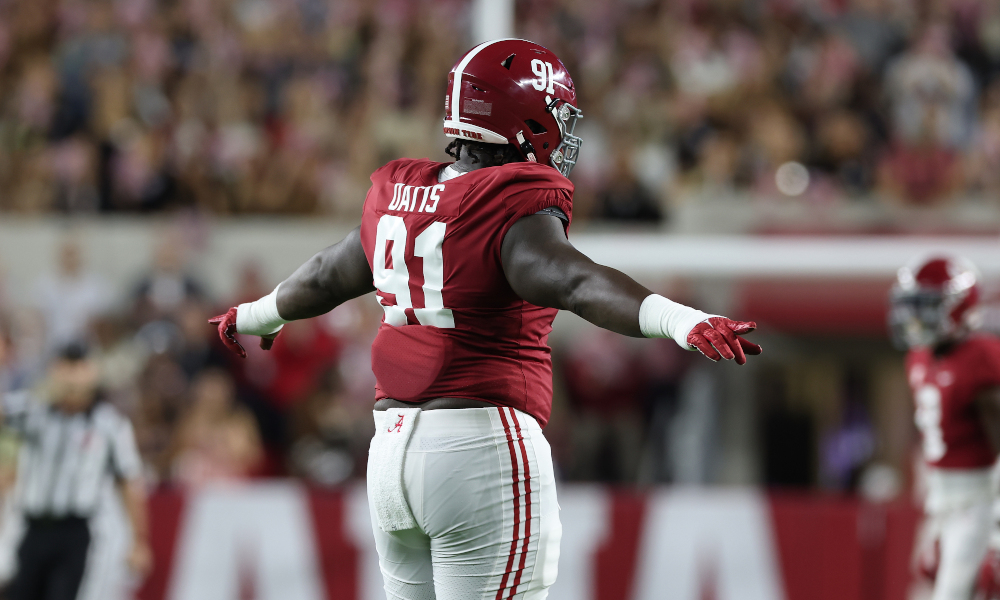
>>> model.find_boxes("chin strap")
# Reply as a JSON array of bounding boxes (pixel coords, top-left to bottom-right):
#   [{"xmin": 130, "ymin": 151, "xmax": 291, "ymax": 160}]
[{"xmin": 515, "ymin": 130, "xmax": 537, "ymax": 163}]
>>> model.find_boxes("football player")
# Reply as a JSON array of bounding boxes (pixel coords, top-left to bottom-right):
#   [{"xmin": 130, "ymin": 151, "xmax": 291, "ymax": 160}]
[
  {"xmin": 211, "ymin": 39, "xmax": 761, "ymax": 600},
  {"xmin": 890, "ymin": 256, "xmax": 1000, "ymax": 600}
]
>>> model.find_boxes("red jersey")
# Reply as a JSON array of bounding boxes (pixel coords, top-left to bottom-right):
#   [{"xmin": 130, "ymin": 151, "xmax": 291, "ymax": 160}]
[
  {"xmin": 906, "ymin": 334, "xmax": 1000, "ymax": 469},
  {"xmin": 359, "ymin": 158, "xmax": 574, "ymax": 426}
]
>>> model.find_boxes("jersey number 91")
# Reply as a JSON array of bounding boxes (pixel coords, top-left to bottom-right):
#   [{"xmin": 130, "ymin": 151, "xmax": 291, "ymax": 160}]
[{"xmin": 373, "ymin": 214, "xmax": 455, "ymax": 329}]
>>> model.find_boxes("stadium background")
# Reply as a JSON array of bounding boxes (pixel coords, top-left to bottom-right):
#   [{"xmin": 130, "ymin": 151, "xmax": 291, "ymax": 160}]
[{"xmin": 2, "ymin": 0, "xmax": 1000, "ymax": 598}]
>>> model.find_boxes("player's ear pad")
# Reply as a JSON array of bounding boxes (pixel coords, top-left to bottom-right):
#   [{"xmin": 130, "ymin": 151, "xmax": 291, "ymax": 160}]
[{"xmin": 371, "ymin": 325, "xmax": 453, "ymax": 401}]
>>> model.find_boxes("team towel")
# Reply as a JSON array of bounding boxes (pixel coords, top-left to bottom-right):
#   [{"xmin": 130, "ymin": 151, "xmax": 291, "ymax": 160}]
[{"xmin": 369, "ymin": 408, "xmax": 421, "ymax": 532}]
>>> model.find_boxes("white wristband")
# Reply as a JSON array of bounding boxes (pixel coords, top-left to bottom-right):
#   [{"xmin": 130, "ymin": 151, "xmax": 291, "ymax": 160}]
[
  {"xmin": 638, "ymin": 294, "xmax": 716, "ymax": 351},
  {"xmin": 236, "ymin": 283, "xmax": 288, "ymax": 336}
]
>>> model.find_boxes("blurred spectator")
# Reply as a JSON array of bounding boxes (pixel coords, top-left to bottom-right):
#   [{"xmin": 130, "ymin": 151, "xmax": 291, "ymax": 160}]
[
  {"xmin": 747, "ymin": 100, "xmax": 807, "ymax": 190},
  {"xmin": 255, "ymin": 320, "xmax": 340, "ymax": 410},
  {"xmin": 560, "ymin": 329, "xmax": 645, "ymax": 482},
  {"xmin": 33, "ymin": 238, "xmax": 111, "ymax": 353},
  {"xmin": 0, "ymin": 315, "xmax": 17, "ymax": 496},
  {"xmin": 964, "ymin": 81, "xmax": 1000, "ymax": 197},
  {"xmin": 173, "ymin": 301, "xmax": 228, "ymax": 379},
  {"xmin": 0, "ymin": 319, "xmax": 12, "ymax": 394},
  {"xmin": 885, "ymin": 22, "xmax": 977, "ymax": 150},
  {"xmin": 835, "ymin": 0, "xmax": 905, "ymax": 73},
  {"xmin": 812, "ymin": 109, "xmax": 877, "ymax": 196},
  {"xmin": 231, "ymin": 261, "xmax": 271, "ymax": 306},
  {"xmin": 595, "ymin": 156, "xmax": 663, "ymax": 221},
  {"xmin": 288, "ymin": 368, "xmax": 369, "ymax": 486},
  {"xmin": 89, "ymin": 314, "xmax": 148, "ymax": 401},
  {"xmin": 876, "ymin": 21, "xmax": 975, "ymax": 204},
  {"xmin": 132, "ymin": 233, "xmax": 205, "ymax": 321},
  {"xmin": 877, "ymin": 135, "xmax": 963, "ymax": 204},
  {"xmin": 323, "ymin": 300, "xmax": 381, "ymax": 406},
  {"xmin": 676, "ymin": 129, "xmax": 745, "ymax": 194},
  {"xmin": 134, "ymin": 352, "xmax": 189, "ymax": 481},
  {"xmin": 792, "ymin": 32, "xmax": 862, "ymax": 116},
  {"xmin": 171, "ymin": 369, "xmax": 263, "ymax": 487},
  {"xmin": 0, "ymin": 309, "xmax": 48, "ymax": 393}
]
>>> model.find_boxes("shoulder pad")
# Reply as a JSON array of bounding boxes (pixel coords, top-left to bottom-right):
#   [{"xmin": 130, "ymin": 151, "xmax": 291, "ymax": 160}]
[
  {"xmin": 371, "ymin": 158, "xmax": 437, "ymax": 185},
  {"xmin": 483, "ymin": 162, "xmax": 574, "ymax": 196}
]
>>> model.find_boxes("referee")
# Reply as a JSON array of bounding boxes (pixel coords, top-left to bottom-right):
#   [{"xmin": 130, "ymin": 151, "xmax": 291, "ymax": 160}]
[{"xmin": 1, "ymin": 344, "xmax": 151, "ymax": 600}]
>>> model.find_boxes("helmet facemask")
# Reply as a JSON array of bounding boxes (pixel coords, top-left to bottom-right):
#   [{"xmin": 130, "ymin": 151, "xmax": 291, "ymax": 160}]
[
  {"xmin": 546, "ymin": 97, "xmax": 582, "ymax": 177},
  {"xmin": 889, "ymin": 283, "xmax": 978, "ymax": 349},
  {"xmin": 889, "ymin": 289, "xmax": 953, "ymax": 349}
]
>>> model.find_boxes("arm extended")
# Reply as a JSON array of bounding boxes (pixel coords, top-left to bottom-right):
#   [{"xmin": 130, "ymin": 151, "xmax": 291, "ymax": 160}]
[
  {"xmin": 210, "ymin": 227, "xmax": 374, "ymax": 356},
  {"xmin": 500, "ymin": 215, "xmax": 761, "ymax": 363},
  {"xmin": 500, "ymin": 215, "xmax": 649, "ymax": 337},
  {"xmin": 275, "ymin": 226, "xmax": 375, "ymax": 320}
]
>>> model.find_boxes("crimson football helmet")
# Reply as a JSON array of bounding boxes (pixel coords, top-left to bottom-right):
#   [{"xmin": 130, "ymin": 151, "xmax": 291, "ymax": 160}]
[
  {"xmin": 889, "ymin": 255, "xmax": 981, "ymax": 349},
  {"xmin": 443, "ymin": 39, "xmax": 582, "ymax": 177}
]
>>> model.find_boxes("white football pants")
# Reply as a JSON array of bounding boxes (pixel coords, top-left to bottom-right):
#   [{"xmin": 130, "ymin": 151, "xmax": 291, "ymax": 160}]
[
  {"xmin": 367, "ymin": 407, "xmax": 561, "ymax": 600},
  {"xmin": 923, "ymin": 468, "xmax": 994, "ymax": 600},
  {"xmin": 926, "ymin": 500, "xmax": 991, "ymax": 600}
]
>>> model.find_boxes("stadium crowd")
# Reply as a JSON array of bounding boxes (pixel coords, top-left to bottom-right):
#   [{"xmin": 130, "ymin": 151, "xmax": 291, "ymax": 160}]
[{"xmin": 0, "ymin": 0, "xmax": 999, "ymax": 220}]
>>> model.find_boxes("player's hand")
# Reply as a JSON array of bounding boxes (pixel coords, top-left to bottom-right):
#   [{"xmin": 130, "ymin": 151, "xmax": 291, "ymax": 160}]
[
  {"xmin": 127, "ymin": 539, "xmax": 153, "ymax": 578},
  {"xmin": 687, "ymin": 317, "xmax": 762, "ymax": 365},
  {"xmin": 209, "ymin": 308, "xmax": 280, "ymax": 357},
  {"xmin": 209, "ymin": 308, "xmax": 246, "ymax": 358}
]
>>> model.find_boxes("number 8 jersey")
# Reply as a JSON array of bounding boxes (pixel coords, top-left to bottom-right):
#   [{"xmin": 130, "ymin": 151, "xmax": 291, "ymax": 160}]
[
  {"xmin": 906, "ymin": 334, "xmax": 1000, "ymax": 468},
  {"xmin": 359, "ymin": 158, "xmax": 574, "ymax": 426}
]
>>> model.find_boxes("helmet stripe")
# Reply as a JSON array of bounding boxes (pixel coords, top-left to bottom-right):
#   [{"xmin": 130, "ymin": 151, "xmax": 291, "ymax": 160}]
[
  {"xmin": 449, "ymin": 38, "xmax": 534, "ymax": 123},
  {"xmin": 451, "ymin": 40, "xmax": 501, "ymax": 122}
]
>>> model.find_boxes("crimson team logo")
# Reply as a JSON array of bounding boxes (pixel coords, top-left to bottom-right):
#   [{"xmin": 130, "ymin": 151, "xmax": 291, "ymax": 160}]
[{"xmin": 388, "ymin": 415, "xmax": 405, "ymax": 433}]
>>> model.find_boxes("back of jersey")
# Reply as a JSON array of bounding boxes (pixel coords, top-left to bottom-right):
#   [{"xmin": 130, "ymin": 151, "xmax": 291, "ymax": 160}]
[{"xmin": 359, "ymin": 158, "xmax": 573, "ymax": 426}]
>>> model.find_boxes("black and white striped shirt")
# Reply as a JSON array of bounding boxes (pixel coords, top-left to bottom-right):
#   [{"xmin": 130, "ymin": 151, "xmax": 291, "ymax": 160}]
[{"xmin": 3, "ymin": 391, "xmax": 142, "ymax": 518}]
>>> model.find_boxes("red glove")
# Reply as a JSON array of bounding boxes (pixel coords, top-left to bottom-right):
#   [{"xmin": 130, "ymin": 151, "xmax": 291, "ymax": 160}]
[
  {"xmin": 208, "ymin": 308, "xmax": 278, "ymax": 359},
  {"xmin": 687, "ymin": 317, "xmax": 762, "ymax": 365}
]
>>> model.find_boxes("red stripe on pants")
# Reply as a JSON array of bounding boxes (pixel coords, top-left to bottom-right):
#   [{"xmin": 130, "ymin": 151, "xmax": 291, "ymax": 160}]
[
  {"xmin": 496, "ymin": 407, "xmax": 523, "ymax": 600},
  {"xmin": 508, "ymin": 408, "xmax": 532, "ymax": 599}
]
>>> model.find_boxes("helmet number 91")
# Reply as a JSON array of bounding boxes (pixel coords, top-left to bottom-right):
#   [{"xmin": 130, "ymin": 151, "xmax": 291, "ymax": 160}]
[{"xmin": 531, "ymin": 59, "xmax": 556, "ymax": 95}]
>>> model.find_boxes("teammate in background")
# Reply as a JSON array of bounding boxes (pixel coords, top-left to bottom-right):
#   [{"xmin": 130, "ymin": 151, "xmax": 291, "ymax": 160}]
[
  {"xmin": 889, "ymin": 256, "xmax": 1000, "ymax": 600},
  {"xmin": 211, "ymin": 39, "xmax": 761, "ymax": 600},
  {"xmin": 1, "ymin": 343, "xmax": 151, "ymax": 600}
]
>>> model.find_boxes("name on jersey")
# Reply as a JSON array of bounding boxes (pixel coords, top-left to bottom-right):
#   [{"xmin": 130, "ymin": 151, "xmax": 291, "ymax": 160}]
[
  {"xmin": 388, "ymin": 183, "xmax": 446, "ymax": 213},
  {"xmin": 443, "ymin": 126, "xmax": 484, "ymax": 141}
]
